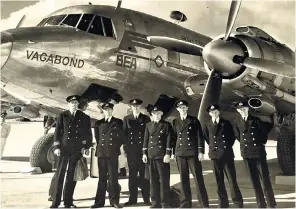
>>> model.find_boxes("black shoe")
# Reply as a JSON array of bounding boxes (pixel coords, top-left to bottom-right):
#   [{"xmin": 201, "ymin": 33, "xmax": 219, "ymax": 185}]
[
  {"xmin": 124, "ymin": 201, "xmax": 137, "ymax": 206},
  {"xmin": 90, "ymin": 203, "xmax": 104, "ymax": 208},
  {"xmin": 64, "ymin": 204, "xmax": 77, "ymax": 208},
  {"xmin": 144, "ymin": 201, "xmax": 151, "ymax": 206},
  {"xmin": 48, "ymin": 196, "xmax": 53, "ymax": 201},
  {"xmin": 112, "ymin": 203, "xmax": 122, "ymax": 208},
  {"xmin": 49, "ymin": 204, "xmax": 59, "ymax": 208}
]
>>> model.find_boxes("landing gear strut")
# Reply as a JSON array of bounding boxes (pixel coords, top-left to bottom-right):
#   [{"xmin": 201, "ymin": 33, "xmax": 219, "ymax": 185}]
[{"xmin": 29, "ymin": 116, "xmax": 56, "ymax": 173}]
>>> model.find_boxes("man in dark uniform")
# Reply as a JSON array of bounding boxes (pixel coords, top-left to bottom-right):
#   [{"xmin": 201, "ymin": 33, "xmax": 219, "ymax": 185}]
[
  {"xmin": 91, "ymin": 103, "xmax": 124, "ymax": 209},
  {"xmin": 233, "ymin": 101, "xmax": 276, "ymax": 208},
  {"xmin": 204, "ymin": 104, "xmax": 243, "ymax": 208},
  {"xmin": 171, "ymin": 100, "xmax": 209, "ymax": 208},
  {"xmin": 142, "ymin": 105, "xmax": 172, "ymax": 208},
  {"xmin": 50, "ymin": 95, "xmax": 93, "ymax": 208},
  {"xmin": 123, "ymin": 99, "xmax": 151, "ymax": 206}
]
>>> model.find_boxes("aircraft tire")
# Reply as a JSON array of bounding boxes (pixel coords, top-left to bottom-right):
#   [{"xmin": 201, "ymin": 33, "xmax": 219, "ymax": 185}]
[
  {"xmin": 276, "ymin": 126, "xmax": 295, "ymax": 175},
  {"xmin": 30, "ymin": 133, "xmax": 54, "ymax": 173}
]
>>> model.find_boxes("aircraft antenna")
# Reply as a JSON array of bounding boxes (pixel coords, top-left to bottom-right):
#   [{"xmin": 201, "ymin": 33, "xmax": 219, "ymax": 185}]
[{"xmin": 116, "ymin": 0, "xmax": 122, "ymax": 9}]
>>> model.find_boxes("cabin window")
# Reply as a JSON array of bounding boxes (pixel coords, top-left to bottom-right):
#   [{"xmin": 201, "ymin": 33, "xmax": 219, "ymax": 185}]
[
  {"xmin": 60, "ymin": 14, "xmax": 81, "ymax": 27},
  {"xmin": 77, "ymin": 14, "xmax": 94, "ymax": 31},
  {"xmin": 42, "ymin": 15, "xmax": 66, "ymax": 26}
]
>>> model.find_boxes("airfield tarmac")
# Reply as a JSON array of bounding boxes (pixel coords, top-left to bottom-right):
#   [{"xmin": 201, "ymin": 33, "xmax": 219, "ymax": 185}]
[{"xmin": 0, "ymin": 121, "xmax": 295, "ymax": 208}]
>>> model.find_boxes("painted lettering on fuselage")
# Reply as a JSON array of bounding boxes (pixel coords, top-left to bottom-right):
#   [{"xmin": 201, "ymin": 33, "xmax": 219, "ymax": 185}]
[
  {"xmin": 116, "ymin": 54, "xmax": 137, "ymax": 69},
  {"xmin": 181, "ymin": 35, "xmax": 204, "ymax": 46},
  {"xmin": 26, "ymin": 50, "xmax": 84, "ymax": 68}
]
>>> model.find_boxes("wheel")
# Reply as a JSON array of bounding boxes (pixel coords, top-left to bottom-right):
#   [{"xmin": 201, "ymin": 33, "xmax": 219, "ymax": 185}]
[
  {"xmin": 276, "ymin": 126, "xmax": 295, "ymax": 175},
  {"xmin": 29, "ymin": 133, "xmax": 55, "ymax": 173}
]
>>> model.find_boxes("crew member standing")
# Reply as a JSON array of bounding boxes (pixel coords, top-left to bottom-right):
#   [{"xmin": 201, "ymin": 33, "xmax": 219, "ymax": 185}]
[
  {"xmin": 123, "ymin": 99, "xmax": 151, "ymax": 206},
  {"xmin": 0, "ymin": 112, "xmax": 11, "ymax": 159},
  {"xmin": 91, "ymin": 103, "xmax": 124, "ymax": 209},
  {"xmin": 50, "ymin": 95, "xmax": 92, "ymax": 208},
  {"xmin": 233, "ymin": 101, "xmax": 276, "ymax": 208},
  {"xmin": 171, "ymin": 100, "xmax": 209, "ymax": 208},
  {"xmin": 142, "ymin": 105, "xmax": 172, "ymax": 208},
  {"xmin": 204, "ymin": 104, "xmax": 243, "ymax": 208}
]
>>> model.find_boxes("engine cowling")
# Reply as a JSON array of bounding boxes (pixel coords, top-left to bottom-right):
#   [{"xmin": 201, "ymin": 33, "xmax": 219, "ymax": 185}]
[
  {"xmin": 248, "ymin": 97, "xmax": 276, "ymax": 115},
  {"xmin": 13, "ymin": 106, "xmax": 39, "ymax": 118}
]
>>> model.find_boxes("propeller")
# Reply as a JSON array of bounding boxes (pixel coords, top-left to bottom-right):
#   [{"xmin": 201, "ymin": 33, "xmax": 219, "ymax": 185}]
[
  {"xmin": 224, "ymin": 0, "xmax": 242, "ymax": 40},
  {"xmin": 197, "ymin": 0, "xmax": 242, "ymax": 125},
  {"xmin": 197, "ymin": 70, "xmax": 223, "ymax": 128},
  {"xmin": 233, "ymin": 56, "xmax": 295, "ymax": 78}
]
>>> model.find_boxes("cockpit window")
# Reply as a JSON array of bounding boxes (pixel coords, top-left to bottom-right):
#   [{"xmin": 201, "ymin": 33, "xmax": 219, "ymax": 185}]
[
  {"xmin": 102, "ymin": 17, "xmax": 114, "ymax": 38},
  {"xmin": 88, "ymin": 16, "xmax": 104, "ymax": 36},
  {"xmin": 77, "ymin": 14, "xmax": 94, "ymax": 31},
  {"xmin": 43, "ymin": 15, "xmax": 66, "ymax": 26},
  {"xmin": 37, "ymin": 17, "xmax": 49, "ymax": 26},
  {"xmin": 37, "ymin": 13, "xmax": 116, "ymax": 39},
  {"xmin": 60, "ymin": 14, "xmax": 81, "ymax": 27}
]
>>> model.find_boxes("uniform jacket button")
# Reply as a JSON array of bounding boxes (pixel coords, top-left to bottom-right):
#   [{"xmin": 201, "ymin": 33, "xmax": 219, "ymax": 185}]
[
  {"xmin": 139, "ymin": 141, "xmax": 142, "ymax": 144},
  {"xmin": 251, "ymin": 133, "xmax": 254, "ymax": 135},
  {"xmin": 180, "ymin": 144, "xmax": 182, "ymax": 146},
  {"xmin": 151, "ymin": 141, "xmax": 153, "ymax": 143},
  {"xmin": 243, "ymin": 133, "xmax": 245, "ymax": 135},
  {"xmin": 244, "ymin": 139, "xmax": 246, "ymax": 141},
  {"xmin": 188, "ymin": 144, "xmax": 191, "ymax": 146},
  {"xmin": 223, "ymin": 141, "xmax": 225, "ymax": 143},
  {"xmin": 254, "ymin": 144, "xmax": 256, "ymax": 146},
  {"xmin": 224, "ymin": 146, "xmax": 226, "ymax": 148},
  {"xmin": 245, "ymin": 144, "xmax": 247, "ymax": 147},
  {"xmin": 131, "ymin": 142, "xmax": 133, "ymax": 144},
  {"xmin": 110, "ymin": 143, "xmax": 112, "ymax": 145},
  {"xmin": 159, "ymin": 141, "xmax": 161, "ymax": 143},
  {"xmin": 215, "ymin": 147, "xmax": 217, "ymax": 149},
  {"xmin": 187, "ymin": 132, "xmax": 189, "ymax": 134},
  {"xmin": 214, "ymin": 136, "xmax": 216, "ymax": 138},
  {"xmin": 222, "ymin": 135, "xmax": 224, "ymax": 137},
  {"xmin": 214, "ymin": 141, "xmax": 217, "ymax": 144},
  {"xmin": 159, "ymin": 146, "xmax": 161, "ymax": 148},
  {"xmin": 102, "ymin": 139, "xmax": 104, "ymax": 140},
  {"xmin": 253, "ymin": 138, "xmax": 255, "ymax": 140},
  {"xmin": 102, "ymin": 144, "xmax": 104, "ymax": 146},
  {"xmin": 158, "ymin": 136, "xmax": 160, "ymax": 138},
  {"xmin": 179, "ymin": 132, "xmax": 181, "ymax": 134},
  {"xmin": 151, "ymin": 147, "xmax": 153, "ymax": 148}
]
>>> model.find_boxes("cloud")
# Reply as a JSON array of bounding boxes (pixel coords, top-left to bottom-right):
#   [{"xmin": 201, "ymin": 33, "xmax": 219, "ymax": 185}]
[{"xmin": 0, "ymin": 0, "xmax": 294, "ymax": 49}]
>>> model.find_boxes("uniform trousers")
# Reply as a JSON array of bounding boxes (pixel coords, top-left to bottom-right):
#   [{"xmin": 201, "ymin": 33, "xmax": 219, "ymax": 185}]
[
  {"xmin": 211, "ymin": 158, "xmax": 243, "ymax": 208},
  {"xmin": 149, "ymin": 158, "xmax": 170, "ymax": 208},
  {"xmin": 176, "ymin": 156, "xmax": 209, "ymax": 208},
  {"xmin": 127, "ymin": 154, "xmax": 150, "ymax": 202},
  {"xmin": 94, "ymin": 156, "xmax": 120, "ymax": 206},
  {"xmin": 52, "ymin": 152, "xmax": 81, "ymax": 206},
  {"xmin": 244, "ymin": 158, "xmax": 276, "ymax": 208}
]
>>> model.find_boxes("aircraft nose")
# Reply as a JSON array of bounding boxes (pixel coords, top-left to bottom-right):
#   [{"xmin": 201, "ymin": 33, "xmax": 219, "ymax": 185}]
[{"xmin": 1, "ymin": 32, "xmax": 13, "ymax": 69}]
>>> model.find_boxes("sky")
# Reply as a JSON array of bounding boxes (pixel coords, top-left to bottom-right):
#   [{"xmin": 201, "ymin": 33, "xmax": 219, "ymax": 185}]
[{"xmin": 0, "ymin": 0, "xmax": 295, "ymax": 49}]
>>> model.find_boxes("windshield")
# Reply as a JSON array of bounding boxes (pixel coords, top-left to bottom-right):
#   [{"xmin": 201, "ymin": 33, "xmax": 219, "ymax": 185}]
[{"xmin": 37, "ymin": 13, "xmax": 116, "ymax": 39}]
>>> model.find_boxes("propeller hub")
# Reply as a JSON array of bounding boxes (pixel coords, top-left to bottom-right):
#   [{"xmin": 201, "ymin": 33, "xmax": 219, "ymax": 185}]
[{"xmin": 202, "ymin": 39, "xmax": 245, "ymax": 77}]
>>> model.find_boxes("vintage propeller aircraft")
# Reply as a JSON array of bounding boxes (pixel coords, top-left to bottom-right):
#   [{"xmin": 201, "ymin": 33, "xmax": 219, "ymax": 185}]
[{"xmin": 1, "ymin": 0, "xmax": 295, "ymax": 177}]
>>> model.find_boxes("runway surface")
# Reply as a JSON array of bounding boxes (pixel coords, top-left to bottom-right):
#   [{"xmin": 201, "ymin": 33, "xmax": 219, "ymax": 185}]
[{"xmin": 1, "ymin": 121, "xmax": 295, "ymax": 208}]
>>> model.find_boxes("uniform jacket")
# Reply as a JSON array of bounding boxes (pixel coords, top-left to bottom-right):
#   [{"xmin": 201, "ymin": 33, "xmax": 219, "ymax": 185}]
[
  {"xmin": 94, "ymin": 117, "xmax": 124, "ymax": 158},
  {"xmin": 143, "ymin": 120, "xmax": 173, "ymax": 159},
  {"xmin": 54, "ymin": 110, "xmax": 92, "ymax": 154},
  {"xmin": 172, "ymin": 115, "xmax": 205, "ymax": 157},
  {"xmin": 123, "ymin": 113, "xmax": 151, "ymax": 157},
  {"xmin": 204, "ymin": 118, "xmax": 235, "ymax": 159},
  {"xmin": 233, "ymin": 115, "xmax": 274, "ymax": 159}
]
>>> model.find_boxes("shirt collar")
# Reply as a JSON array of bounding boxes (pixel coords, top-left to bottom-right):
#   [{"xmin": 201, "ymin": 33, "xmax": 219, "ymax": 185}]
[
  {"xmin": 133, "ymin": 112, "xmax": 140, "ymax": 119},
  {"xmin": 105, "ymin": 116, "xmax": 113, "ymax": 122},
  {"xmin": 180, "ymin": 114, "xmax": 187, "ymax": 120},
  {"xmin": 212, "ymin": 117, "xmax": 220, "ymax": 124}
]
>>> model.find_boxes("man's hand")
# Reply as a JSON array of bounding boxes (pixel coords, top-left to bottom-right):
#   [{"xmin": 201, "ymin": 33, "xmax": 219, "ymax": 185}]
[
  {"xmin": 142, "ymin": 154, "xmax": 148, "ymax": 163},
  {"xmin": 84, "ymin": 149, "xmax": 90, "ymax": 156},
  {"xmin": 163, "ymin": 154, "xmax": 170, "ymax": 163},
  {"xmin": 198, "ymin": 153, "xmax": 204, "ymax": 161},
  {"xmin": 54, "ymin": 149, "xmax": 61, "ymax": 156}
]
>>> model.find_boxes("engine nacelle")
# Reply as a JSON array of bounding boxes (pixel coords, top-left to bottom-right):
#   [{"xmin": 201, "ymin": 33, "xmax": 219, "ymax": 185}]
[
  {"xmin": 248, "ymin": 98, "xmax": 276, "ymax": 115},
  {"xmin": 13, "ymin": 106, "xmax": 39, "ymax": 118}
]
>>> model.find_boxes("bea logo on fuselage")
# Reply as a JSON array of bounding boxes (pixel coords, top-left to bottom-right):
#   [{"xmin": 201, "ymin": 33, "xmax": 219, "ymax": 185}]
[{"xmin": 26, "ymin": 50, "xmax": 84, "ymax": 68}]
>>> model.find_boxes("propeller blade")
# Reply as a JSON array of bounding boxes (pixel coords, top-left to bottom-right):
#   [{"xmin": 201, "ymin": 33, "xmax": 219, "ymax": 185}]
[
  {"xmin": 16, "ymin": 15, "xmax": 26, "ymax": 28},
  {"xmin": 147, "ymin": 36, "xmax": 204, "ymax": 56},
  {"xmin": 234, "ymin": 56, "xmax": 295, "ymax": 78},
  {"xmin": 197, "ymin": 70, "xmax": 223, "ymax": 127},
  {"xmin": 224, "ymin": 0, "xmax": 242, "ymax": 40}
]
